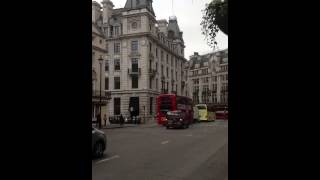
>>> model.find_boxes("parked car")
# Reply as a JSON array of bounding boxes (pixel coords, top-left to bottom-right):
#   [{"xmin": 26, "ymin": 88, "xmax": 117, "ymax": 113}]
[
  {"xmin": 165, "ymin": 110, "xmax": 190, "ymax": 129},
  {"xmin": 92, "ymin": 127, "xmax": 106, "ymax": 158}
]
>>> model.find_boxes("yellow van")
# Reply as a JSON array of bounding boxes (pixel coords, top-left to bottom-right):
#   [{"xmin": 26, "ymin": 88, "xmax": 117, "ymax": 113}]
[{"xmin": 196, "ymin": 104, "xmax": 215, "ymax": 122}]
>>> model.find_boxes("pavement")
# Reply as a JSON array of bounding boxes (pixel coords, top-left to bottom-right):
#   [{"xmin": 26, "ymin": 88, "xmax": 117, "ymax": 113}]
[
  {"xmin": 92, "ymin": 120, "xmax": 228, "ymax": 180},
  {"xmin": 98, "ymin": 121, "xmax": 159, "ymax": 129},
  {"xmin": 99, "ymin": 119, "xmax": 227, "ymax": 129}
]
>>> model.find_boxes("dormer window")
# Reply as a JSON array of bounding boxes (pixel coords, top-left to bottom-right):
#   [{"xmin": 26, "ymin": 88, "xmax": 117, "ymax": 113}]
[
  {"xmin": 168, "ymin": 31, "xmax": 174, "ymax": 39},
  {"xmin": 136, "ymin": 0, "xmax": 140, "ymax": 5}
]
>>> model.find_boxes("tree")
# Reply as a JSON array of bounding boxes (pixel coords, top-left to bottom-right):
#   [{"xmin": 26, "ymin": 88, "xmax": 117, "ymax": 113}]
[{"xmin": 201, "ymin": 0, "xmax": 228, "ymax": 48}]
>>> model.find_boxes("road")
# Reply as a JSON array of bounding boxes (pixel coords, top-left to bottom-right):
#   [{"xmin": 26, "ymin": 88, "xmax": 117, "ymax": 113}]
[{"xmin": 92, "ymin": 120, "xmax": 228, "ymax": 180}]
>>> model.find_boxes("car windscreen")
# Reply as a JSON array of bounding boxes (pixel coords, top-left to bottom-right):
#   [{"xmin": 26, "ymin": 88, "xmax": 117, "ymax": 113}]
[
  {"xmin": 167, "ymin": 111, "xmax": 180, "ymax": 116},
  {"xmin": 160, "ymin": 109, "xmax": 170, "ymax": 114},
  {"xmin": 197, "ymin": 106, "xmax": 206, "ymax": 110}
]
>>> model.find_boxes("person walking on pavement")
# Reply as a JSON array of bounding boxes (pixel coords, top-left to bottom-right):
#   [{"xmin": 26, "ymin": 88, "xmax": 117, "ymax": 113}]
[
  {"xmin": 129, "ymin": 106, "xmax": 134, "ymax": 120},
  {"xmin": 103, "ymin": 114, "xmax": 107, "ymax": 127},
  {"xmin": 97, "ymin": 113, "xmax": 101, "ymax": 129},
  {"xmin": 119, "ymin": 114, "xmax": 124, "ymax": 127}
]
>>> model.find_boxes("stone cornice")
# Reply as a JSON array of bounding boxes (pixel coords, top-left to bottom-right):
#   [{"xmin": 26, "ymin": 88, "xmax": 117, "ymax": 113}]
[
  {"xmin": 106, "ymin": 33, "xmax": 187, "ymax": 62},
  {"xmin": 92, "ymin": 45, "xmax": 107, "ymax": 53},
  {"xmin": 107, "ymin": 89, "xmax": 161, "ymax": 95},
  {"xmin": 92, "ymin": 31, "xmax": 105, "ymax": 38},
  {"xmin": 121, "ymin": 9, "xmax": 156, "ymax": 22}
]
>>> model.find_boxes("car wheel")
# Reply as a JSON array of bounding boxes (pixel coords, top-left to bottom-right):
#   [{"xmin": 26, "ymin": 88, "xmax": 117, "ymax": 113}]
[
  {"xmin": 94, "ymin": 142, "xmax": 104, "ymax": 158},
  {"xmin": 166, "ymin": 126, "xmax": 170, "ymax": 129}
]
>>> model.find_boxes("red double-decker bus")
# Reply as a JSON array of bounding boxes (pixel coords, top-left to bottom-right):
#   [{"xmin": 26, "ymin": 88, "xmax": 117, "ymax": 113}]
[{"xmin": 156, "ymin": 94, "xmax": 193, "ymax": 125}]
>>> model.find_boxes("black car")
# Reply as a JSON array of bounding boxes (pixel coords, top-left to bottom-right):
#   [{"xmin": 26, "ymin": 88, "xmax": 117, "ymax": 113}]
[
  {"xmin": 92, "ymin": 127, "xmax": 107, "ymax": 158},
  {"xmin": 166, "ymin": 110, "xmax": 190, "ymax": 129}
]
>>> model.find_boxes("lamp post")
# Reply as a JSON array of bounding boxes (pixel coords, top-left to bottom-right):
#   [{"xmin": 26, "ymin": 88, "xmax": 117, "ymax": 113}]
[{"xmin": 98, "ymin": 55, "xmax": 103, "ymax": 129}]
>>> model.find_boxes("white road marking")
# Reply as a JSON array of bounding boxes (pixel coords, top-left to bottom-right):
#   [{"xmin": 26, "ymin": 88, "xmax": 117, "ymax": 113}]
[
  {"xmin": 161, "ymin": 140, "xmax": 169, "ymax": 145},
  {"xmin": 185, "ymin": 134, "xmax": 193, "ymax": 137},
  {"xmin": 95, "ymin": 155, "xmax": 120, "ymax": 164}
]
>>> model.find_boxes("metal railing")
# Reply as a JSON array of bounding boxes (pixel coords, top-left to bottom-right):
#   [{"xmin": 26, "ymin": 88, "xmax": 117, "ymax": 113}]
[
  {"xmin": 128, "ymin": 68, "xmax": 141, "ymax": 75},
  {"xmin": 92, "ymin": 90, "xmax": 111, "ymax": 100},
  {"xmin": 129, "ymin": 51, "xmax": 141, "ymax": 57},
  {"xmin": 148, "ymin": 69, "xmax": 157, "ymax": 78}
]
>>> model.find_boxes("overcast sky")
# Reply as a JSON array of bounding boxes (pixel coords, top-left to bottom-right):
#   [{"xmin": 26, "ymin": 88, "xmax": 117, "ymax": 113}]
[{"xmin": 93, "ymin": 0, "xmax": 228, "ymax": 59}]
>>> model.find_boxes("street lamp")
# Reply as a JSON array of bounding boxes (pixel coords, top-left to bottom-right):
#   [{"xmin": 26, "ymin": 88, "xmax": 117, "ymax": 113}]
[{"xmin": 98, "ymin": 55, "xmax": 104, "ymax": 129}]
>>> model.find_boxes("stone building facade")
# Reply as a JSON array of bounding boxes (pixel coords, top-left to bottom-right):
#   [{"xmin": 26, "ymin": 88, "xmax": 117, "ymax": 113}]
[
  {"xmin": 187, "ymin": 49, "xmax": 228, "ymax": 106},
  {"xmin": 92, "ymin": 22, "xmax": 111, "ymax": 125},
  {"xmin": 92, "ymin": 0, "xmax": 187, "ymax": 122}
]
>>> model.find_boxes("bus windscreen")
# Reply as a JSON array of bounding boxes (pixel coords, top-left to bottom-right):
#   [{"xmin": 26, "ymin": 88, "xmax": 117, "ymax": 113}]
[
  {"xmin": 160, "ymin": 96, "xmax": 172, "ymax": 112},
  {"xmin": 197, "ymin": 106, "xmax": 206, "ymax": 110},
  {"xmin": 160, "ymin": 105, "xmax": 171, "ymax": 113}
]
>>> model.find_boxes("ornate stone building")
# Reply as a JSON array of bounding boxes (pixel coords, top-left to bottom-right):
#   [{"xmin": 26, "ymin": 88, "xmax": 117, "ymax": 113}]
[
  {"xmin": 92, "ymin": 22, "xmax": 111, "ymax": 125},
  {"xmin": 92, "ymin": 0, "xmax": 187, "ymax": 122},
  {"xmin": 187, "ymin": 49, "xmax": 228, "ymax": 106}
]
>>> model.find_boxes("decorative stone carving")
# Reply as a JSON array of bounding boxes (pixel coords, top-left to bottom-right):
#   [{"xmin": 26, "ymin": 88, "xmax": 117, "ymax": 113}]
[{"xmin": 127, "ymin": 16, "xmax": 141, "ymax": 31}]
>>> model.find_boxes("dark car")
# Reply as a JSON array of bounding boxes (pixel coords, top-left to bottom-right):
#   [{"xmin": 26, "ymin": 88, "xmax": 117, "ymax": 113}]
[
  {"xmin": 166, "ymin": 110, "xmax": 190, "ymax": 129},
  {"xmin": 92, "ymin": 127, "xmax": 107, "ymax": 158}
]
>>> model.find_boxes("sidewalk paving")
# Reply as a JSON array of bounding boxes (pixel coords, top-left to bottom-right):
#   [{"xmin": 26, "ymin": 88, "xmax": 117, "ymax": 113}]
[
  {"xmin": 97, "ymin": 120, "xmax": 227, "ymax": 129},
  {"xmin": 103, "ymin": 124, "xmax": 137, "ymax": 129},
  {"xmin": 100, "ymin": 121, "xmax": 159, "ymax": 129}
]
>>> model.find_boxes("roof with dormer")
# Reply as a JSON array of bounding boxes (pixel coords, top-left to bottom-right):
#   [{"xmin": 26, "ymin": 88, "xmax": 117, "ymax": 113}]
[
  {"xmin": 168, "ymin": 16, "xmax": 183, "ymax": 41},
  {"xmin": 124, "ymin": 0, "xmax": 155, "ymax": 15},
  {"xmin": 189, "ymin": 49, "xmax": 228, "ymax": 69}
]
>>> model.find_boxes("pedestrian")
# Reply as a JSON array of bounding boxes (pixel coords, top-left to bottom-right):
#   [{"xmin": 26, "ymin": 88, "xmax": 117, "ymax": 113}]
[
  {"xmin": 103, "ymin": 114, "xmax": 107, "ymax": 127},
  {"xmin": 97, "ymin": 113, "xmax": 101, "ymax": 129},
  {"xmin": 119, "ymin": 114, "xmax": 124, "ymax": 127},
  {"xmin": 129, "ymin": 106, "xmax": 134, "ymax": 120}
]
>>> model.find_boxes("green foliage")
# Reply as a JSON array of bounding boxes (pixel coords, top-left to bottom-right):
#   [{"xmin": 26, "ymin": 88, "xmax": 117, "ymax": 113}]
[{"xmin": 201, "ymin": 0, "xmax": 228, "ymax": 48}]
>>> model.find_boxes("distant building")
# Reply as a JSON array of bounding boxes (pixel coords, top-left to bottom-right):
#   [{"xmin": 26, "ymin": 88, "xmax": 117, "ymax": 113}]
[
  {"xmin": 187, "ymin": 49, "xmax": 228, "ymax": 106},
  {"xmin": 92, "ymin": 0, "xmax": 187, "ymax": 122}
]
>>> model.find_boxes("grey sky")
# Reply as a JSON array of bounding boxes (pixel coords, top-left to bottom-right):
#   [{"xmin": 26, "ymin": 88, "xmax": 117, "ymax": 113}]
[{"xmin": 93, "ymin": 0, "xmax": 228, "ymax": 59}]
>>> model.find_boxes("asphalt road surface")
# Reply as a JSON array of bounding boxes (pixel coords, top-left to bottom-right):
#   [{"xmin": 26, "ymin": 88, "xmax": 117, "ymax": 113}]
[{"xmin": 92, "ymin": 120, "xmax": 228, "ymax": 180}]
